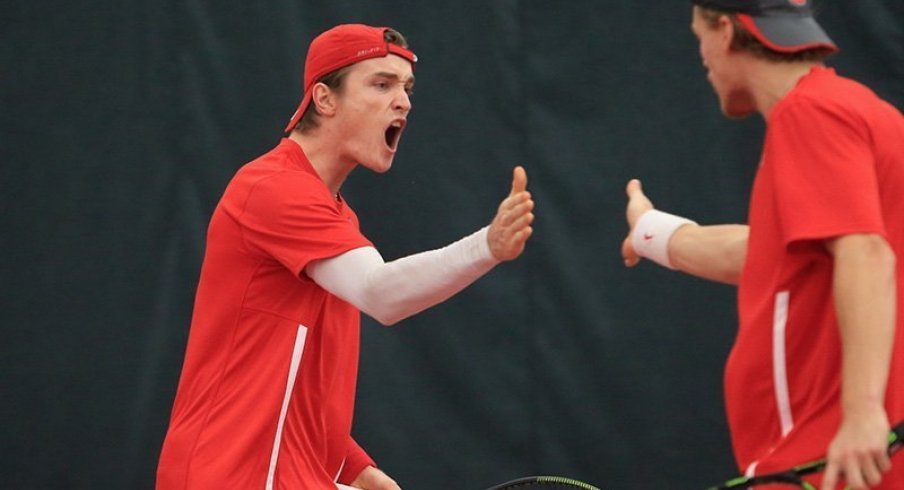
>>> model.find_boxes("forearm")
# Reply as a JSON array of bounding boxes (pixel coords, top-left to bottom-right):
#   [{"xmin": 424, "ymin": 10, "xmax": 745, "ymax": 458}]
[
  {"xmin": 305, "ymin": 227, "xmax": 499, "ymax": 325},
  {"xmin": 668, "ymin": 223, "xmax": 748, "ymax": 285},
  {"xmin": 631, "ymin": 209, "xmax": 748, "ymax": 284},
  {"xmin": 831, "ymin": 234, "xmax": 897, "ymax": 414}
]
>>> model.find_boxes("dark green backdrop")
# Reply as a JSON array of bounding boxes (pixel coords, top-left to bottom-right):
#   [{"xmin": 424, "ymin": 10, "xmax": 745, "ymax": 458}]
[{"xmin": 3, "ymin": 1, "xmax": 902, "ymax": 489}]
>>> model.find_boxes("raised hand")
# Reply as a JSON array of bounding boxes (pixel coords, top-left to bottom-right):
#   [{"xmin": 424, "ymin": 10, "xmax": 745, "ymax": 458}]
[
  {"xmin": 621, "ymin": 179, "xmax": 654, "ymax": 267},
  {"xmin": 487, "ymin": 166, "xmax": 534, "ymax": 261}
]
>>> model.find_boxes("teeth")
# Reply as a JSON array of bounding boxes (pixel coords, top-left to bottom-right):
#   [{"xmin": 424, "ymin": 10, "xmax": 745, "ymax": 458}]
[{"xmin": 391, "ymin": 121, "xmax": 402, "ymax": 128}]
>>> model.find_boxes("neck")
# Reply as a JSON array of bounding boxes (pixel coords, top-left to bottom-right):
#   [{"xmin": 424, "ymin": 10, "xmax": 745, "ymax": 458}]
[
  {"xmin": 288, "ymin": 128, "xmax": 356, "ymax": 197},
  {"xmin": 747, "ymin": 59, "xmax": 824, "ymax": 120}
]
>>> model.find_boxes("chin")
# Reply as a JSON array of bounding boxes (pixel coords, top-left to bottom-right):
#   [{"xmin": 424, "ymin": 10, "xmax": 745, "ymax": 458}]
[
  {"xmin": 362, "ymin": 157, "xmax": 394, "ymax": 174},
  {"xmin": 722, "ymin": 106, "xmax": 756, "ymax": 120},
  {"xmin": 720, "ymin": 91, "xmax": 756, "ymax": 119}
]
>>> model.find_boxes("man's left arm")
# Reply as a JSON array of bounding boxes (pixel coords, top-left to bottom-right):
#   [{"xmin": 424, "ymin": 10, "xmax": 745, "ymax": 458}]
[
  {"xmin": 338, "ymin": 437, "xmax": 400, "ymax": 490},
  {"xmin": 347, "ymin": 466, "xmax": 399, "ymax": 490},
  {"xmin": 822, "ymin": 233, "xmax": 897, "ymax": 490}
]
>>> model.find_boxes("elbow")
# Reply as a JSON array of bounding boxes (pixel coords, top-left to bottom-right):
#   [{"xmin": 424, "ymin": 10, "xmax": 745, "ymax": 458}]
[
  {"xmin": 883, "ymin": 241, "xmax": 896, "ymax": 269},
  {"xmin": 866, "ymin": 235, "xmax": 896, "ymax": 274},
  {"xmin": 363, "ymin": 304, "xmax": 405, "ymax": 326},
  {"xmin": 355, "ymin": 282, "xmax": 404, "ymax": 326},
  {"xmin": 884, "ymin": 247, "xmax": 897, "ymax": 274},
  {"xmin": 829, "ymin": 233, "xmax": 897, "ymax": 279},
  {"xmin": 372, "ymin": 314, "xmax": 401, "ymax": 327},
  {"xmin": 881, "ymin": 246, "xmax": 897, "ymax": 284},
  {"xmin": 722, "ymin": 270, "xmax": 742, "ymax": 286}
]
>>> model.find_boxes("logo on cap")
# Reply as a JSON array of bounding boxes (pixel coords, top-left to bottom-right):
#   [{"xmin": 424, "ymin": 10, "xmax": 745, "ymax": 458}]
[{"xmin": 356, "ymin": 46, "xmax": 383, "ymax": 58}]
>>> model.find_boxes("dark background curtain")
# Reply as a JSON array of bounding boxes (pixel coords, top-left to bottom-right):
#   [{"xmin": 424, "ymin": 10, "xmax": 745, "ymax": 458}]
[{"xmin": 3, "ymin": 1, "xmax": 902, "ymax": 488}]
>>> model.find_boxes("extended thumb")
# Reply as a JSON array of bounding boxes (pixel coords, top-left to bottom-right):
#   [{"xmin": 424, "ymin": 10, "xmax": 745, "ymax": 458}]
[
  {"xmin": 510, "ymin": 166, "xmax": 527, "ymax": 195},
  {"xmin": 626, "ymin": 179, "xmax": 644, "ymax": 198}
]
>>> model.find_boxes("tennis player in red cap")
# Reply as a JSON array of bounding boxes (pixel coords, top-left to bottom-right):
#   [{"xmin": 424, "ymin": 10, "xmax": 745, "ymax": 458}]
[
  {"xmin": 157, "ymin": 24, "xmax": 534, "ymax": 490},
  {"xmin": 622, "ymin": 1, "xmax": 904, "ymax": 489}
]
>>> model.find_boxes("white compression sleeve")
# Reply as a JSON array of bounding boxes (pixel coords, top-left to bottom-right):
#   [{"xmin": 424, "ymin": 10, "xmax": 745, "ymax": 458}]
[{"xmin": 305, "ymin": 227, "xmax": 499, "ymax": 325}]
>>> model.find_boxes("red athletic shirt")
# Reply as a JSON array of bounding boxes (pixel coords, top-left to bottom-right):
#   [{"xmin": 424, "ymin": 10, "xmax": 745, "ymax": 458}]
[
  {"xmin": 157, "ymin": 138, "xmax": 376, "ymax": 489},
  {"xmin": 728, "ymin": 67, "xmax": 904, "ymax": 488}
]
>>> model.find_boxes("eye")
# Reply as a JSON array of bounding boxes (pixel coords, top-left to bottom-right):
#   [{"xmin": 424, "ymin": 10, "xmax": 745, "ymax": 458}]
[{"xmin": 405, "ymin": 86, "xmax": 414, "ymax": 96}]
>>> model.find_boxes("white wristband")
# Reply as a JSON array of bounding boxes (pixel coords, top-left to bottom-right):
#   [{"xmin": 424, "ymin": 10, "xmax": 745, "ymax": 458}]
[{"xmin": 631, "ymin": 209, "xmax": 696, "ymax": 270}]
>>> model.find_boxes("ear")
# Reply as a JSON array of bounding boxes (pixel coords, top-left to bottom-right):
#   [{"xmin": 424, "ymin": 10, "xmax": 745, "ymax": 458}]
[
  {"xmin": 718, "ymin": 14, "xmax": 734, "ymax": 52},
  {"xmin": 311, "ymin": 82, "xmax": 337, "ymax": 117}
]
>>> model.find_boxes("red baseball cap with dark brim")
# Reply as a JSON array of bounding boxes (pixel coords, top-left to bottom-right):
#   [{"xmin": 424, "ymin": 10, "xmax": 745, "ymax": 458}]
[
  {"xmin": 284, "ymin": 24, "xmax": 417, "ymax": 133},
  {"xmin": 693, "ymin": 0, "xmax": 838, "ymax": 54}
]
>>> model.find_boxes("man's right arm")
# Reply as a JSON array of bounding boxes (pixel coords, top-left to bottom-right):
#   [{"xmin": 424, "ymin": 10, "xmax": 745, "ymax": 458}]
[
  {"xmin": 306, "ymin": 166, "xmax": 534, "ymax": 326},
  {"xmin": 305, "ymin": 229, "xmax": 498, "ymax": 326},
  {"xmin": 667, "ymin": 223, "xmax": 748, "ymax": 285},
  {"xmin": 622, "ymin": 179, "xmax": 748, "ymax": 285}
]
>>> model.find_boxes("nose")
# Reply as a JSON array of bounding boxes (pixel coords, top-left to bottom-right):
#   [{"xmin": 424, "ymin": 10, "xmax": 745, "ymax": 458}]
[{"xmin": 394, "ymin": 88, "xmax": 411, "ymax": 114}]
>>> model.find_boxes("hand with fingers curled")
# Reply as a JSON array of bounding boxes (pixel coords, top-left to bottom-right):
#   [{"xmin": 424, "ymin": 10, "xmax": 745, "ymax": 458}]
[
  {"xmin": 821, "ymin": 409, "xmax": 892, "ymax": 490},
  {"xmin": 487, "ymin": 166, "xmax": 534, "ymax": 261}
]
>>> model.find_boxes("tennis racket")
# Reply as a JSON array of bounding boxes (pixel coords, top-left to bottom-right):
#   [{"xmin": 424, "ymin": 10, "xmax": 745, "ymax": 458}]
[
  {"xmin": 706, "ymin": 419, "xmax": 904, "ymax": 489},
  {"xmin": 343, "ymin": 476, "xmax": 601, "ymax": 490},
  {"xmin": 483, "ymin": 475, "xmax": 602, "ymax": 490}
]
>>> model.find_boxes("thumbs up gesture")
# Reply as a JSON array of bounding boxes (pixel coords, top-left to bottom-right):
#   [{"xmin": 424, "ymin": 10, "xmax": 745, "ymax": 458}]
[
  {"xmin": 487, "ymin": 166, "xmax": 534, "ymax": 261},
  {"xmin": 621, "ymin": 179, "xmax": 654, "ymax": 267}
]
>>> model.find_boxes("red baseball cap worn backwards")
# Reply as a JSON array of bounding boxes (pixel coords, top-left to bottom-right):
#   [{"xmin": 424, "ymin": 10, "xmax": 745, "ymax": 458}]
[
  {"xmin": 692, "ymin": 0, "xmax": 838, "ymax": 54},
  {"xmin": 284, "ymin": 24, "xmax": 418, "ymax": 133}
]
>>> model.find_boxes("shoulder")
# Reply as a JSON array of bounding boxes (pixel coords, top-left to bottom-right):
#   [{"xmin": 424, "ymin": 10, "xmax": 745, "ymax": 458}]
[
  {"xmin": 243, "ymin": 170, "xmax": 335, "ymax": 222},
  {"xmin": 775, "ymin": 71, "xmax": 880, "ymax": 124},
  {"xmin": 224, "ymin": 153, "xmax": 333, "ymax": 219}
]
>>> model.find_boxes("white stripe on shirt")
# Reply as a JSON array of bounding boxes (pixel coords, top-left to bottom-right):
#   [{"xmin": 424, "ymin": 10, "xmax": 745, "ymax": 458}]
[
  {"xmin": 773, "ymin": 291, "xmax": 794, "ymax": 437},
  {"xmin": 266, "ymin": 324, "xmax": 309, "ymax": 490}
]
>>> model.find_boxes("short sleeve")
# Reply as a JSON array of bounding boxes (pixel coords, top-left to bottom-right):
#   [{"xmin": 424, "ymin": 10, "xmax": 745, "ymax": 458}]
[
  {"xmin": 337, "ymin": 436, "xmax": 376, "ymax": 485},
  {"xmin": 235, "ymin": 171, "xmax": 372, "ymax": 275},
  {"xmin": 767, "ymin": 96, "xmax": 885, "ymax": 246}
]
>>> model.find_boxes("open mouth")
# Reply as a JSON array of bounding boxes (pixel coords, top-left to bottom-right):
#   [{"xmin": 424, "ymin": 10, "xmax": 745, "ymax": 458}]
[{"xmin": 384, "ymin": 119, "xmax": 405, "ymax": 151}]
